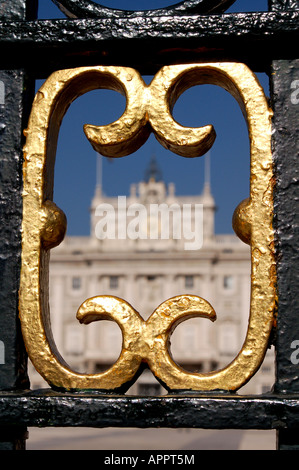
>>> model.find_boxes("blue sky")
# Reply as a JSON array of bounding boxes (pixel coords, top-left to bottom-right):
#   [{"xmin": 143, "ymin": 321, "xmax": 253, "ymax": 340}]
[{"xmin": 37, "ymin": 0, "xmax": 269, "ymax": 235}]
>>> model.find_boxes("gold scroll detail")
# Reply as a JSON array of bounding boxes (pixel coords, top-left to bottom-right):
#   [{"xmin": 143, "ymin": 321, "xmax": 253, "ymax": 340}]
[
  {"xmin": 20, "ymin": 63, "xmax": 276, "ymax": 392},
  {"xmin": 76, "ymin": 295, "xmax": 216, "ymax": 391}
]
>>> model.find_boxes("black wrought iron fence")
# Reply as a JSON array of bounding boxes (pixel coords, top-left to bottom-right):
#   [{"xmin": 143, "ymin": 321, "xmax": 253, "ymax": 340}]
[{"xmin": 0, "ymin": 0, "xmax": 298, "ymax": 451}]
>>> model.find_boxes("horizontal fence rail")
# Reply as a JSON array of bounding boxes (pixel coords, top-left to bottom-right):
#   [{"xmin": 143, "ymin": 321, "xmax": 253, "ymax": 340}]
[{"xmin": 0, "ymin": 0, "xmax": 298, "ymax": 451}]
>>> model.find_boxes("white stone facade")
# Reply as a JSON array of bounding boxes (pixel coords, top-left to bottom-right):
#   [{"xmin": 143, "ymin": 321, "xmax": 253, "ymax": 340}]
[{"xmin": 29, "ymin": 162, "xmax": 275, "ymax": 394}]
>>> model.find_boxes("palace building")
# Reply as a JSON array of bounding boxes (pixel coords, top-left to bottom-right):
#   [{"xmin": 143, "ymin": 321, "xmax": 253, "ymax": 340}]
[{"xmin": 29, "ymin": 156, "xmax": 275, "ymax": 395}]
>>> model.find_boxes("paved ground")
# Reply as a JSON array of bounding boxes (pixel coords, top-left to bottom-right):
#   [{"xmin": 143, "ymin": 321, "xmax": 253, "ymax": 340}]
[{"xmin": 26, "ymin": 427, "xmax": 276, "ymax": 450}]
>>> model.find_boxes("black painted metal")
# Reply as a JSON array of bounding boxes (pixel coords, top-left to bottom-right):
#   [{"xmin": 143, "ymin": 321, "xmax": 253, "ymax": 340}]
[
  {"xmin": 270, "ymin": 58, "xmax": 299, "ymax": 450},
  {"xmin": 0, "ymin": 0, "xmax": 298, "ymax": 451},
  {"xmin": 270, "ymin": 0, "xmax": 299, "ymax": 452},
  {"xmin": 51, "ymin": 0, "xmax": 236, "ymax": 18},
  {"xmin": 269, "ymin": 0, "xmax": 299, "ymax": 10},
  {"xmin": 0, "ymin": 70, "xmax": 29, "ymax": 393},
  {"xmin": 0, "ymin": 0, "xmax": 37, "ymax": 451},
  {"xmin": 271, "ymin": 59, "xmax": 299, "ymax": 396},
  {"xmin": 0, "ymin": 0, "xmax": 37, "ymax": 20},
  {"xmin": 1, "ymin": 390, "xmax": 299, "ymax": 430},
  {"xmin": 0, "ymin": 11, "xmax": 298, "ymax": 78}
]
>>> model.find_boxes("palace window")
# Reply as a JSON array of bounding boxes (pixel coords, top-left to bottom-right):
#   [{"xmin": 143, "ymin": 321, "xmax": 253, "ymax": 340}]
[
  {"xmin": 72, "ymin": 277, "xmax": 81, "ymax": 290},
  {"xmin": 185, "ymin": 275, "xmax": 194, "ymax": 289},
  {"xmin": 109, "ymin": 276, "xmax": 119, "ymax": 289},
  {"xmin": 223, "ymin": 275, "xmax": 234, "ymax": 290}
]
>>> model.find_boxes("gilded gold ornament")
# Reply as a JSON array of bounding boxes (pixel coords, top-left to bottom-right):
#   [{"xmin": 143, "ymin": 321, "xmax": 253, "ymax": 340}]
[{"xmin": 19, "ymin": 63, "xmax": 276, "ymax": 392}]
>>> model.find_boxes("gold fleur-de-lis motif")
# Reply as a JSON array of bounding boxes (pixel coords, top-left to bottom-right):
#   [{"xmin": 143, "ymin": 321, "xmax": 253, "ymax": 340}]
[
  {"xmin": 82, "ymin": 67, "xmax": 215, "ymax": 158},
  {"xmin": 74, "ymin": 295, "xmax": 216, "ymax": 392},
  {"xmin": 19, "ymin": 63, "xmax": 276, "ymax": 392}
]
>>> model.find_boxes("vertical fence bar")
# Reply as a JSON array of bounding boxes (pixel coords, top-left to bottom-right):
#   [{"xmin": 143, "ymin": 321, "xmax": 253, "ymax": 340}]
[
  {"xmin": 0, "ymin": 0, "xmax": 37, "ymax": 450},
  {"xmin": 271, "ymin": 59, "xmax": 299, "ymax": 394},
  {"xmin": 270, "ymin": 0, "xmax": 299, "ymax": 449},
  {"xmin": 271, "ymin": 57, "xmax": 299, "ymax": 449}
]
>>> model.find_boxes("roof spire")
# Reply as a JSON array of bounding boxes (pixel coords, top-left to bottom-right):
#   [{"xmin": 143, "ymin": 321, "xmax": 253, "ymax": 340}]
[
  {"xmin": 95, "ymin": 152, "xmax": 102, "ymax": 196},
  {"xmin": 144, "ymin": 154, "xmax": 163, "ymax": 183},
  {"xmin": 204, "ymin": 150, "xmax": 211, "ymax": 194}
]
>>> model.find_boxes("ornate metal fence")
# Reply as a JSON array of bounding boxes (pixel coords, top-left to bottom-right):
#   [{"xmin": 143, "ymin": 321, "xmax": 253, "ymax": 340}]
[{"xmin": 0, "ymin": 0, "xmax": 298, "ymax": 451}]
